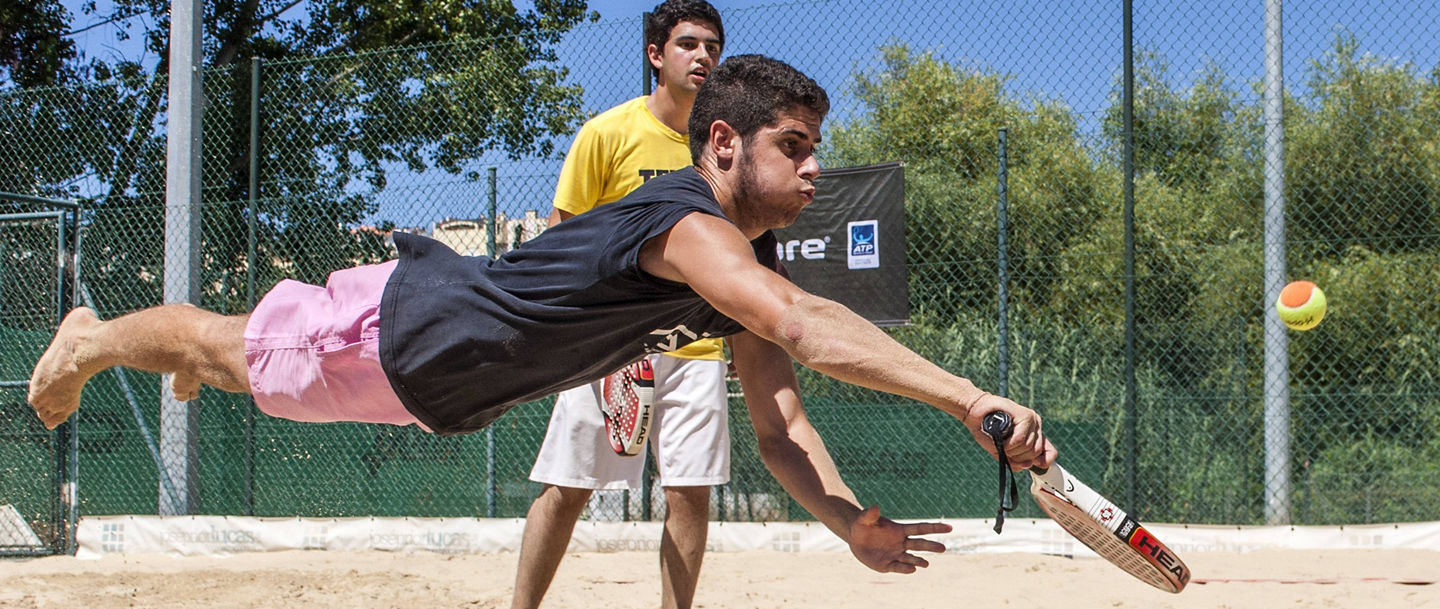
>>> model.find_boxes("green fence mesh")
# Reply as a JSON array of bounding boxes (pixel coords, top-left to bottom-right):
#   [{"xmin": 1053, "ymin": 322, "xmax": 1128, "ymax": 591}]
[
  {"xmin": 0, "ymin": 208, "xmax": 74, "ymax": 554},
  {"xmin": 3, "ymin": 1, "xmax": 1440, "ymax": 547}
]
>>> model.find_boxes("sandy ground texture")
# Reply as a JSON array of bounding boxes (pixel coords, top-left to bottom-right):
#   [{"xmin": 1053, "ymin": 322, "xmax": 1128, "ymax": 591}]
[{"xmin": 1, "ymin": 549, "xmax": 1438, "ymax": 609}]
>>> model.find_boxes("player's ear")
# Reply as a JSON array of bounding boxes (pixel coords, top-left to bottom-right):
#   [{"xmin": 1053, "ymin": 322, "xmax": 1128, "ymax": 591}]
[
  {"xmin": 647, "ymin": 43, "xmax": 663, "ymax": 71},
  {"xmin": 710, "ymin": 120, "xmax": 738, "ymax": 167}
]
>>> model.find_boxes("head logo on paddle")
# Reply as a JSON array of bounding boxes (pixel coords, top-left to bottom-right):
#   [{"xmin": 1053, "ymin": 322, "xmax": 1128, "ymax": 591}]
[
  {"xmin": 983, "ymin": 410, "xmax": 1191, "ymax": 593},
  {"xmin": 600, "ymin": 359, "xmax": 656, "ymax": 456}
]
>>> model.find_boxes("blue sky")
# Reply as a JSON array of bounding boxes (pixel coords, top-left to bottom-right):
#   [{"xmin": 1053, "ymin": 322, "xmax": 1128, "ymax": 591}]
[
  {"xmin": 57, "ymin": 0, "xmax": 776, "ymax": 62},
  {"xmin": 59, "ymin": 0, "xmax": 1440, "ymax": 122},
  {"xmin": 52, "ymin": 1, "xmax": 1440, "ymax": 226},
  {"xmin": 58, "ymin": 0, "xmax": 1440, "ymax": 105},
  {"xmin": 574, "ymin": 0, "xmax": 778, "ymax": 18}
]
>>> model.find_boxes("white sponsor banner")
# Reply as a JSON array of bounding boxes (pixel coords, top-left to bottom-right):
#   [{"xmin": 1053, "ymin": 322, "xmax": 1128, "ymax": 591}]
[{"xmin": 76, "ymin": 516, "xmax": 1440, "ymax": 558}]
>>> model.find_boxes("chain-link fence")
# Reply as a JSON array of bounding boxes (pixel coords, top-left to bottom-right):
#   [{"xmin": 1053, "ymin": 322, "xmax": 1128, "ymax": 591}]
[
  {"xmin": 0, "ymin": 194, "xmax": 80, "ymax": 555},
  {"xmin": 3, "ymin": 0, "xmax": 1440, "ymax": 550}
]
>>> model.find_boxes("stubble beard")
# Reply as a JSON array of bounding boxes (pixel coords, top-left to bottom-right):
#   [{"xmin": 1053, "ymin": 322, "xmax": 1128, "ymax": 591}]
[{"xmin": 732, "ymin": 151, "xmax": 785, "ymax": 230}]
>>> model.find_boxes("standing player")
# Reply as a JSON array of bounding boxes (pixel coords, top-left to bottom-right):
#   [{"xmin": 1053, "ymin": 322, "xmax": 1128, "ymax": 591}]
[{"xmin": 514, "ymin": 3, "xmax": 726, "ymax": 608}]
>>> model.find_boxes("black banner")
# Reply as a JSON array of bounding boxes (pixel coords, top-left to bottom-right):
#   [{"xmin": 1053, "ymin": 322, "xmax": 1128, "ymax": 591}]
[{"xmin": 773, "ymin": 162, "xmax": 909, "ymax": 326}]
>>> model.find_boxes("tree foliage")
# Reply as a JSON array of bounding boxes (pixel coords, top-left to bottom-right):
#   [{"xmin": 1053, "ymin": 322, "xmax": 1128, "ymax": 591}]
[
  {"xmin": 828, "ymin": 45, "xmax": 1104, "ymax": 325},
  {"xmin": 828, "ymin": 38, "xmax": 1440, "ymax": 523},
  {"xmin": 1288, "ymin": 33, "xmax": 1439, "ymax": 259},
  {"xmin": 1, "ymin": 0, "xmax": 594, "ymax": 311},
  {"xmin": 0, "ymin": 0, "xmax": 76, "ymax": 87}
]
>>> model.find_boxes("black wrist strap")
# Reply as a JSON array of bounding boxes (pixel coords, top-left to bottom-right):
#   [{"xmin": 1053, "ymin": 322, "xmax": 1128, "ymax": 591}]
[
  {"xmin": 980, "ymin": 410, "xmax": 1019, "ymax": 534},
  {"xmin": 991, "ymin": 432, "xmax": 1018, "ymax": 534}
]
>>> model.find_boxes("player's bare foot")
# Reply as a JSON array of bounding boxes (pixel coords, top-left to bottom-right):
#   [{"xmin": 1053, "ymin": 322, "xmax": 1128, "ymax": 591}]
[
  {"xmin": 28, "ymin": 307, "xmax": 102, "ymax": 429},
  {"xmin": 170, "ymin": 373, "xmax": 201, "ymax": 401}
]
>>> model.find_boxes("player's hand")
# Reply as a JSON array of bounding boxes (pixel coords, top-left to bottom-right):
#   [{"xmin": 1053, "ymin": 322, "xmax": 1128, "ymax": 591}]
[
  {"xmin": 846, "ymin": 505, "xmax": 951, "ymax": 574},
  {"xmin": 963, "ymin": 393, "xmax": 1057, "ymax": 470}
]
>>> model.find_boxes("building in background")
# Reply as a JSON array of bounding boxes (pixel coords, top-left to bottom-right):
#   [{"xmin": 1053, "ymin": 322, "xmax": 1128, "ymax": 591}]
[
  {"xmin": 426, "ymin": 211, "xmax": 547, "ymax": 256},
  {"xmin": 378, "ymin": 210, "xmax": 548, "ymax": 256}
]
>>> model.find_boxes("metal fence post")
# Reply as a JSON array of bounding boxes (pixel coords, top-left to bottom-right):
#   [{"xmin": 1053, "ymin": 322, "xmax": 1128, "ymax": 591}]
[
  {"xmin": 247, "ymin": 57, "xmax": 262, "ymax": 312},
  {"xmin": 1262, "ymin": 0, "xmax": 1292, "ymax": 525},
  {"xmin": 161, "ymin": 0, "xmax": 204, "ymax": 516},
  {"xmin": 640, "ymin": 10, "xmax": 654, "ymax": 523},
  {"xmin": 1122, "ymin": 0, "xmax": 1139, "ymax": 513},
  {"xmin": 996, "ymin": 128, "xmax": 1010, "ymax": 399},
  {"xmin": 57, "ymin": 205, "xmax": 81, "ymax": 554},
  {"xmin": 245, "ymin": 55, "xmax": 263, "ymax": 516},
  {"xmin": 642, "ymin": 11, "xmax": 653, "ymax": 97},
  {"xmin": 486, "ymin": 166, "xmax": 498, "ymax": 518}
]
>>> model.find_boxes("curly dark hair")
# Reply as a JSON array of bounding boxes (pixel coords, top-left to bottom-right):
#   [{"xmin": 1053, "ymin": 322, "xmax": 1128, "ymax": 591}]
[
  {"xmin": 688, "ymin": 55, "xmax": 830, "ymax": 163},
  {"xmin": 645, "ymin": 0, "xmax": 724, "ymax": 82}
]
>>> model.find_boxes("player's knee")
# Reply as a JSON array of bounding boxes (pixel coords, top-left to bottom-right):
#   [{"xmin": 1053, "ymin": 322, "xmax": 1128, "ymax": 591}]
[
  {"xmin": 557, "ymin": 486, "xmax": 594, "ymax": 504},
  {"xmin": 192, "ymin": 315, "xmax": 250, "ymax": 393},
  {"xmin": 666, "ymin": 485, "xmax": 711, "ymax": 505},
  {"xmin": 545, "ymin": 486, "xmax": 593, "ymax": 515}
]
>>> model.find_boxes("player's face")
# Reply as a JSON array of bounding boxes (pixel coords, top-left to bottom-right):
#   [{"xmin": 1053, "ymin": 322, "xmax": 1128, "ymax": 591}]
[
  {"xmin": 652, "ymin": 19, "xmax": 722, "ymax": 94},
  {"xmin": 732, "ymin": 107, "xmax": 823, "ymax": 229}
]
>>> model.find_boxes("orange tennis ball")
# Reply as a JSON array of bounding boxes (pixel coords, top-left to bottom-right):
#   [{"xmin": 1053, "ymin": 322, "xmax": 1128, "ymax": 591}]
[{"xmin": 1276, "ymin": 280, "xmax": 1326, "ymax": 331}]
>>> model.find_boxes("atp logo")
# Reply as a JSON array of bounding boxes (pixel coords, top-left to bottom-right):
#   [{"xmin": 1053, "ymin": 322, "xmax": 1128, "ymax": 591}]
[
  {"xmin": 850, "ymin": 224, "xmax": 875, "ymax": 255},
  {"xmin": 846, "ymin": 220, "xmax": 879, "ymax": 269}
]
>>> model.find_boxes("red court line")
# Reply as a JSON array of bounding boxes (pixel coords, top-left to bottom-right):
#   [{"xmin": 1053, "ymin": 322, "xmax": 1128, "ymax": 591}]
[{"xmin": 1194, "ymin": 577, "xmax": 1435, "ymax": 585}]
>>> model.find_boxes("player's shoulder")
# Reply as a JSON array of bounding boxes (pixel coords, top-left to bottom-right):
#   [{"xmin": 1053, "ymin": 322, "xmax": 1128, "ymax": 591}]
[{"xmin": 580, "ymin": 97, "xmax": 650, "ymax": 135}]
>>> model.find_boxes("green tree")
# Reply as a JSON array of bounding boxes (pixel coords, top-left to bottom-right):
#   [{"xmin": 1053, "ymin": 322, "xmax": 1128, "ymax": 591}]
[
  {"xmin": 1103, "ymin": 51, "xmax": 1242, "ymax": 190},
  {"xmin": 1, "ymin": 0, "xmax": 595, "ymax": 314},
  {"xmin": 1287, "ymin": 32, "xmax": 1439, "ymax": 260},
  {"xmin": 0, "ymin": 0, "xmax": 76, "ymax": 87},
  {"xmin": 1274, "ymin": 36, "xmax": 1440, "ymax": 511},
  {"xmin": 827, "ymin": 45, "xmax": 1104, "ymax": 325},
  {"xmin": 0, "ymin": 1, "xmax": 82, "ymax": 325}
]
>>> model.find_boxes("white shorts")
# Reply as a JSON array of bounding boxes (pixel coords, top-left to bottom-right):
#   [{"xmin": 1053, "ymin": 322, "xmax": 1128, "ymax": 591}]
[{"xmin": 529, "ymin": 354, "xmax": 730, "ymax": 489}]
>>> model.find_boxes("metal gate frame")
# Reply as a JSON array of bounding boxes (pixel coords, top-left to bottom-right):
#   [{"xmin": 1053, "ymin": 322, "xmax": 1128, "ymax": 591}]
[{"xmin": 0, "ymin": 192, "xmax": 83, "ymax": 557}]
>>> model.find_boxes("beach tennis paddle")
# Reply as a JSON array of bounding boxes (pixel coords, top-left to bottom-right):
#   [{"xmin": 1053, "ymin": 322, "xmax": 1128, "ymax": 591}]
[
  {"xmin": 599, "ymin": 358, "xmax": 655, "ymax": 456},
  {"xmin": 982, "ymin": 410, "xmax": 1191, "ymax": 593}
]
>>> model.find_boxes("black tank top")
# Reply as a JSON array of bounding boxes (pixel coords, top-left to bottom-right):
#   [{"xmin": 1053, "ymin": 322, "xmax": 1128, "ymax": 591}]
[{"xmin": 379, "ymin": 168, "xmax": 780, "ymax": 435}]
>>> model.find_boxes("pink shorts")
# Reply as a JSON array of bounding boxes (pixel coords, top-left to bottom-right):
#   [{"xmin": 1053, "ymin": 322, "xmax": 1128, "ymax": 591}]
[{"xmin": 244, "ymin": 260, "xmax": 428, "ymax": 430}]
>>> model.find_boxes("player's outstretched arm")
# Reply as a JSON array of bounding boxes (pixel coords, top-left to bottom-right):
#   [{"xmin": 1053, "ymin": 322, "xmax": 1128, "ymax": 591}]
[
  {"xmin": 642, "ymin": 212, "xmax": 1056, "ymax": 469},
  {"xmin": 729, "ymin": 330, "xmax": 950, "ymax": 573}
]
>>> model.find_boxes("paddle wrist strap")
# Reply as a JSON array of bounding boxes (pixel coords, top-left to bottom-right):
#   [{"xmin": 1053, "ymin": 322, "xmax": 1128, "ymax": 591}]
[
  {"xmin": 980, "ymin": 410, "xmax": 1018, "ymax": 534},
  {"xmin": 991, "ymin": 434, "xmax": 1017, "ymax": 533}
]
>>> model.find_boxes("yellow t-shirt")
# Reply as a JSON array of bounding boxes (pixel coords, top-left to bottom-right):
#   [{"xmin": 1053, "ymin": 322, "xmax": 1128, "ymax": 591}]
[{"xmin": 553, "ymin": 97, "xmax": 723, "ymax": 361}]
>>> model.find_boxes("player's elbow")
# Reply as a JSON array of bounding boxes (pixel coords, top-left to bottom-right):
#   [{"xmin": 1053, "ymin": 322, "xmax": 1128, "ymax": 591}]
[
  {"xmin": 753, "ymin": 429, "xmax": 804, "ymax": 473},
  {"xmin": 773, "ymin": 296, "xmax": 850, "ymax": 367},
  {"xmin": 753, "ymin": 433, "xmax": 786, "ymax": 464}
]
